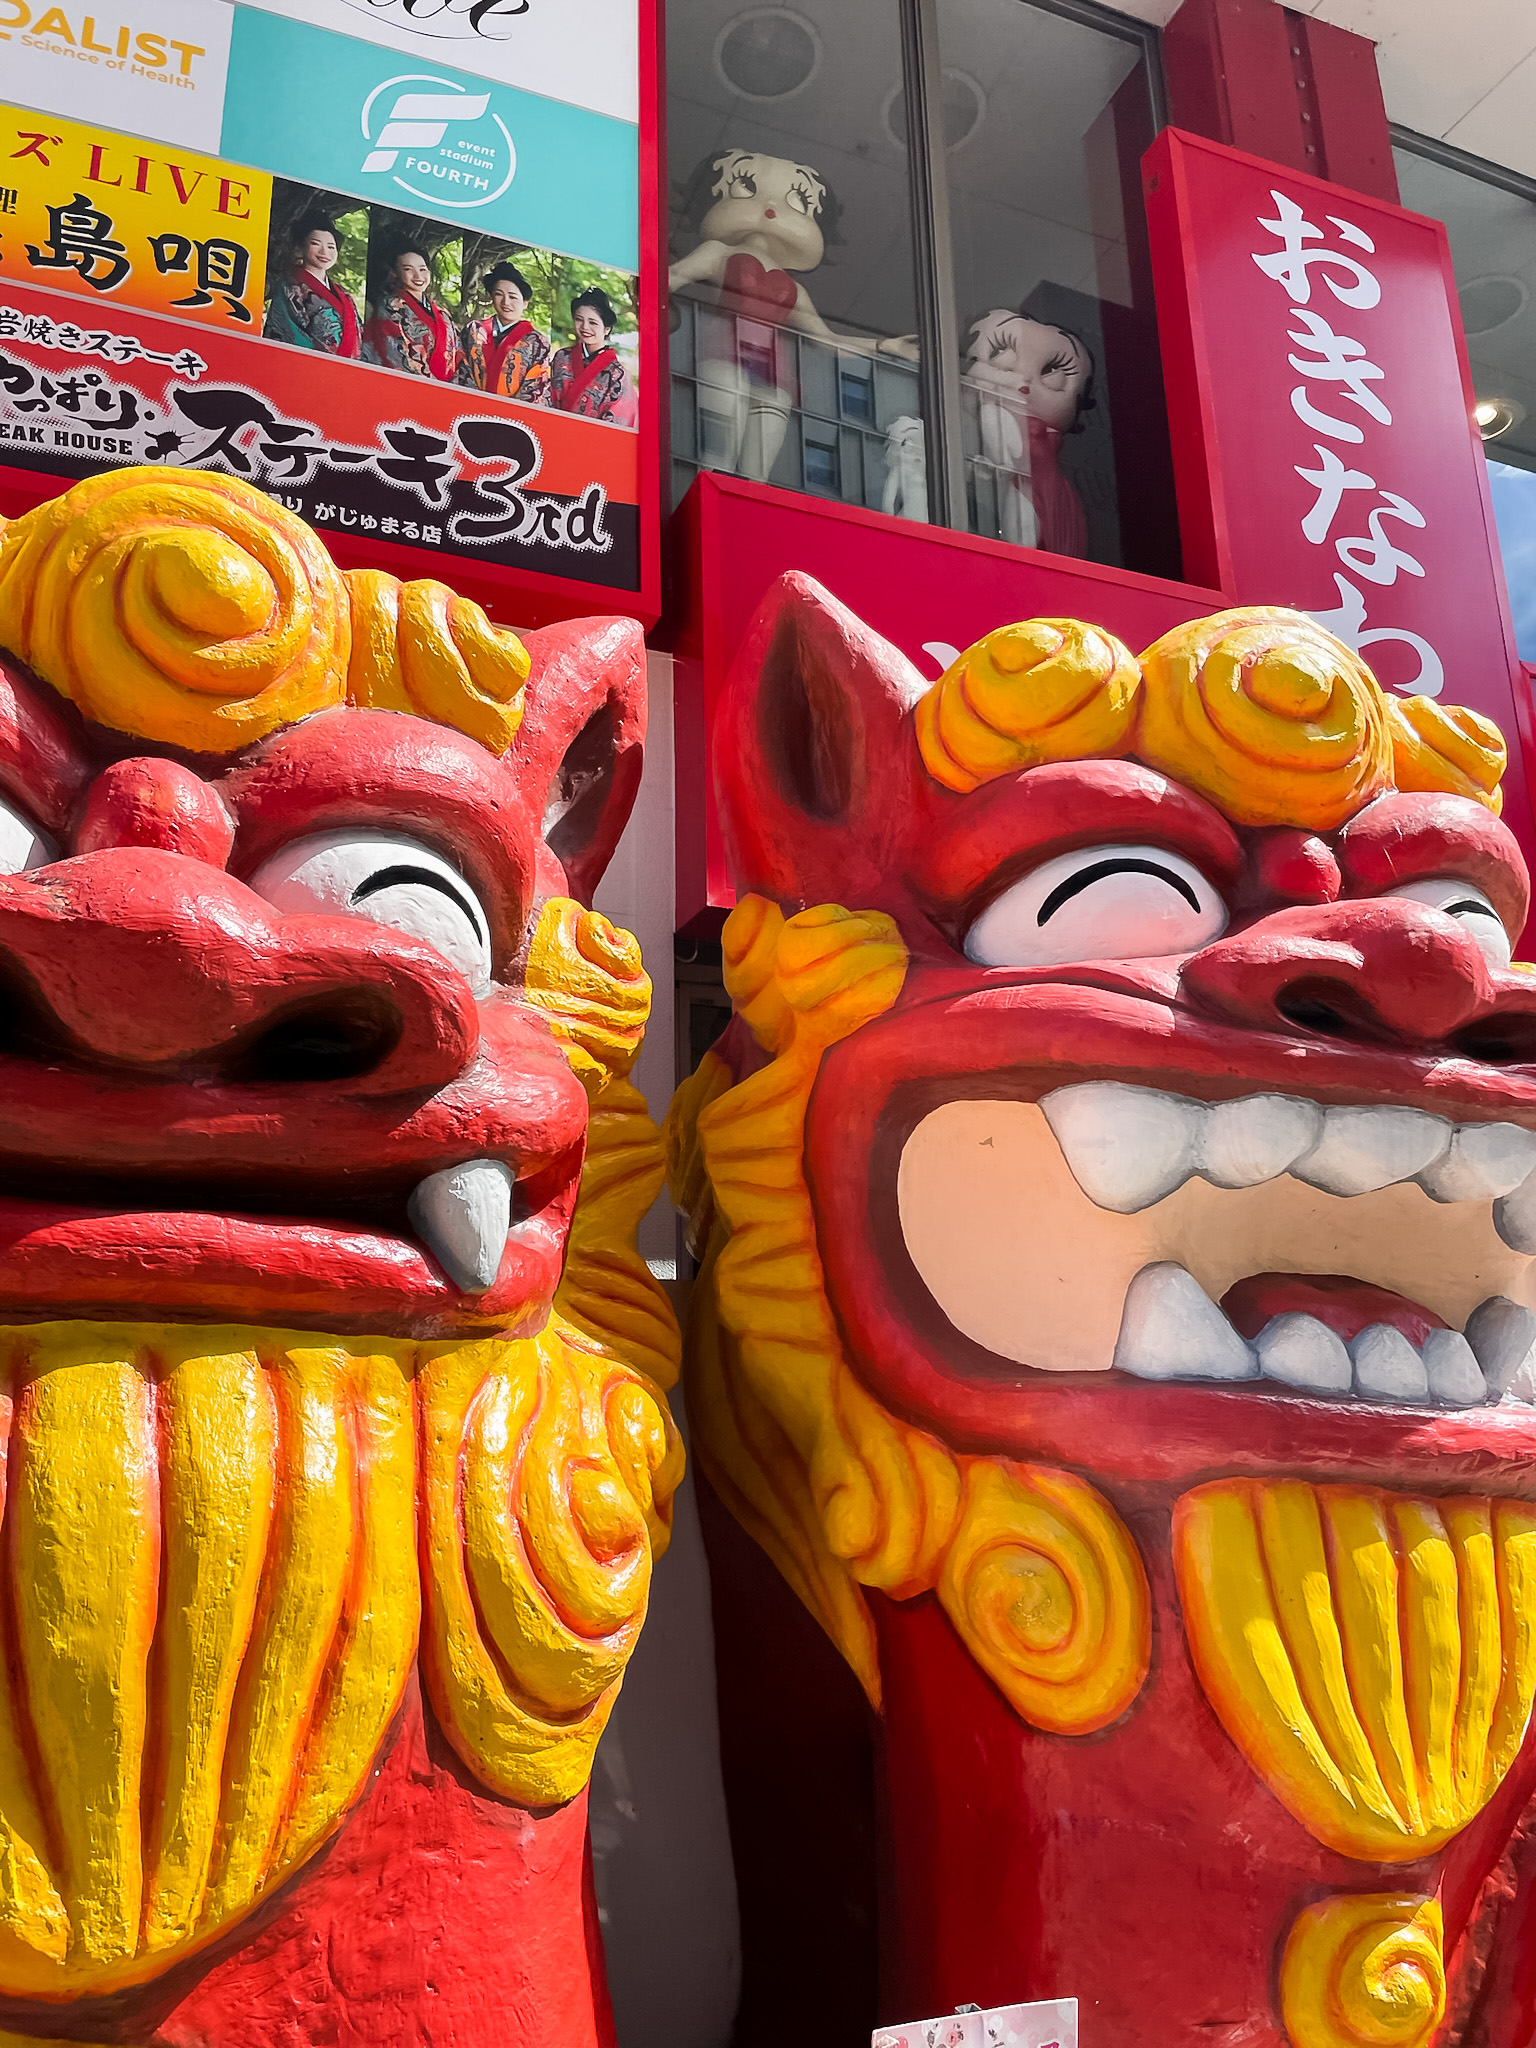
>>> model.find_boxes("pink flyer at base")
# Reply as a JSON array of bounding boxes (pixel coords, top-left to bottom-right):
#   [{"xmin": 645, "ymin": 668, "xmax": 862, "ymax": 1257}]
[{"xmin": 874, "ymin": 1998, "xmax": 1077, "ymax": 2048}]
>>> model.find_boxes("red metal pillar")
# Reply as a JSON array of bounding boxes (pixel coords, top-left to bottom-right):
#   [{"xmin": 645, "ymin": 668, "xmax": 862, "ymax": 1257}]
[{"xmin": 1161, "ymin": 0, "xmax": 1399, "ymax": 204}]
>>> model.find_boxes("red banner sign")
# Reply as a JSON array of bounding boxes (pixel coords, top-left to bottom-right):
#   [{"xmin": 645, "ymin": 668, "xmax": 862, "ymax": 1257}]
[
  {"xmin": 1143, "ymin": 127, "xmax": 1536, "ymax": 863},
  {"xmin": 0, "ymin": 277, "xmax": 641, "ymax": 608}
]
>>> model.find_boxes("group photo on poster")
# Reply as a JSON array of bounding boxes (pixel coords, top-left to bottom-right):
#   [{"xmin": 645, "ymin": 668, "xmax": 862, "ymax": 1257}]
[{"xmin": 259, "ymin": 182, "xmax": 640, "ymax": 428}]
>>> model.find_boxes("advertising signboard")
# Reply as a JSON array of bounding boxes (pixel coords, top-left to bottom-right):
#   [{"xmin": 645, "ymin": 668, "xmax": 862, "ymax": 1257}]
[
  {"xmin": 0, "ymin": 0, "xmax": 658, "ymax": 624},
  {"xmin": 1143, "ymin": 125, "xmax": 1536, "ymax": 874}
]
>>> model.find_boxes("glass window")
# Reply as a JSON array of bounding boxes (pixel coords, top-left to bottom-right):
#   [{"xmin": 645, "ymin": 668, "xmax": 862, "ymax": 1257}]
[
  {"xmin": 1489, "ymin": 462, "xmax": 1536, "ymax": 663},
  {"xmin": 1394, "ymin": 143, "xmax": 1536, "ymax": 659},
  {"xmin": 667, "ymin": 1, "xmax": 927, "ymax": 514},
  {"xmin": 933, "ymin": 0, "xmax": 1173, "ymax": 572}
]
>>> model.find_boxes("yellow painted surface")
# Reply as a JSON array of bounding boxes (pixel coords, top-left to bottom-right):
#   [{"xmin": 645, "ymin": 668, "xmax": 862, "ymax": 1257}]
[
  {"xmin": 915, "ymin": 617, "xmax": 1140, "ymax": 792},
  {"xmin": 1280, "ymin": 1893, "xmax": 1445, "ymax": 2048},
  {"xmin": 1174, "ymin": 1479, "xmax": 1536, "ymax": 1859},
  {"xmin": 0, "ymin": 469, "xmax": 539, "ymax": 755},
  {"xmin": 345, "ymin": 570, "xmax": 529, "ymax": 756},
  {"xmin": 0, "ymin": 1306, "xmax": 679, "ymax": 1999},
  {"xmin": 910, "ymin": 602, "xmax": 1504, "ymax": 821},
  {"xmin": 665, "ymin": 894, "xmax": 1150, "ymax": 1730},
  {"xmin": 0, "ymin": 103, "xmax": 270, "ymax": 331}
]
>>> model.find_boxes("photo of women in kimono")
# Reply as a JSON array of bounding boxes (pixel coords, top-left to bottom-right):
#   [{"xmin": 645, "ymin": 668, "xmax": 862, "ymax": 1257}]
[
  {"xmin": 363, "ymin": 245, "xmax": 464, "ymax": 384},
  {"xmin": 548, "ymin": 288, "xmax": 636, "ymax": 424},
  {"xmin": 263, "ymin": 211, "xmax": 362, "ymax": 359},
  {"xmin": 460, "ymin": 262, "xmax": 551, "ymax": 402}
]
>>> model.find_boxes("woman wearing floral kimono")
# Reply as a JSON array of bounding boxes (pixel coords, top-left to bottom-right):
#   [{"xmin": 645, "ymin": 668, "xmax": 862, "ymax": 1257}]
[
  {"xmin": 263, "ymin": 213, "xmax": 362, "ymax": 359},
  {"xmin": 460, "ymin": 263, "xmax": 551, "ymax": 403},
  {"xmin": 363, "ymin": 245, "xmax": 464, "ymax": 383},
  {"xmin": 548, "ymin": 288, "xmax": 635, "ymax": 423}
]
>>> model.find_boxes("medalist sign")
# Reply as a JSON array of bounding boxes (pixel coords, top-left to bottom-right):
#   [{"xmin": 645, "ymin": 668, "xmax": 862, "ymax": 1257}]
[{"xmin": 0, "ymin": 0, "xmax": 233, "ymax": 151}]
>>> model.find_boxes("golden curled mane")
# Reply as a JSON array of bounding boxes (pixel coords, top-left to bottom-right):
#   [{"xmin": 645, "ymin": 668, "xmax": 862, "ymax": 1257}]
[
  {"xmin": 664, "ymin": 895, "xmax": 1149, "ymax": 1731},
  {"xmin": 422, "ymin": 896, "xmax": 684, "ymax": 1808},
  {"xmin": 916, "ymin": 605, "xmax": 1506, "ymax": 829},
  {"xmin": 0, "ymin": 468, "xmax": 530, "ymax": 755}
]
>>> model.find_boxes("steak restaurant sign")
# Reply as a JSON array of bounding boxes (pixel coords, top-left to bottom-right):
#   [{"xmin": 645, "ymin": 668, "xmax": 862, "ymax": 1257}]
[{"xmin": 1142, "ymin": 128, "xmax": 1533, "ymax": 838}]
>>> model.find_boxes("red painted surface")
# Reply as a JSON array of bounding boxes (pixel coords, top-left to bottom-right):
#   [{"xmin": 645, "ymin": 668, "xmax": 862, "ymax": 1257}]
[
  {"xmin": 1143, "ymin": 127, "xmax": 1536, "ymax": 881},
  {"xmin": 0, "ymin": 619, "xmax": 650, "ymax": 1340},
  {"xmin": 1298, "ymin": 12, "xmax": 1400, "ymax": 206},
  {"xmin": 0, "ymin": 602, "xmax": 650, "ymax": 2035},
  {"xmin": 871, "ymin": 1581, "xmax": 1536, "ymax": 2041},
  {"xmin": 1159, "ymin": 0, "xmax": 1397, "ymax": 204},
  {"xmin": 703, "ymin": 571, "xmax": 1536, "ymax": 2040},
  {"xmin": 0, "ymin": 1680, "xmax": 615, "ymax": 2048},
  {"xmin": 671, "ymin": 473, "xmax": 1225, "ymax": 928},
  {"xmin": 1163, "ymin": 0, "xmax": 1310, "ymax": 180}
]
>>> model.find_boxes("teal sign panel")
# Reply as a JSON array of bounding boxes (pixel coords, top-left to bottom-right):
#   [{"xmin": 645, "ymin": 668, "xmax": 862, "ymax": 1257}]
[{"xmin": 221, "ymin": 7, "xmax": 638, "ymax": 272}]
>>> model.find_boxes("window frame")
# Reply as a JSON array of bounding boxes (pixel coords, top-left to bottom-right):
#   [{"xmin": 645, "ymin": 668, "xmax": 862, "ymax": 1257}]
[{"xmin": 898, "ymin": 0, "xmax": 1167, "ymax": 527}]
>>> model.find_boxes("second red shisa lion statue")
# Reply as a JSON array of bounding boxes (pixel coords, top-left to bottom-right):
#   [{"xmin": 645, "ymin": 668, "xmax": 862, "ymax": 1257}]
[
  {"xmin": 0, "ymin": 466, "xmax": 681, "ymax": 2047},
  {"xmin": 669, "ymin": 574, "xmax": 1536, "ymax": 2048}
]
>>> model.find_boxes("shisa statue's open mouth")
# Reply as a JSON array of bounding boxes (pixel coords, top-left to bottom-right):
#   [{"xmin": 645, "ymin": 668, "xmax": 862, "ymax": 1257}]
[{"xmin": 904, "ymin": 1077, "xmax": 1536, "ymax": 1404}]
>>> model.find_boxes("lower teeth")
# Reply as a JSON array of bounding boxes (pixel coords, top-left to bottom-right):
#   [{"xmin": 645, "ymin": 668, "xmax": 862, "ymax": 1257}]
[{"xmin": 1113, "ymin": 1263, "xmax": 1534, "ymax": 1406}]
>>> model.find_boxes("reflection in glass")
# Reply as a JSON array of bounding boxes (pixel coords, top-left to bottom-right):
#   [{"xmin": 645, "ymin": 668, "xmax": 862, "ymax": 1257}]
[
  {"xmin": 1394, "ymin": 145, "xmax": 1536, "ymax": 657},
  {"xmin": 936, "ymin": 0, "xmax": 1170, "ymax": 570},
  {"xmin": 667, "ymin": 0, "xmax": 926, "ymax": 512}
]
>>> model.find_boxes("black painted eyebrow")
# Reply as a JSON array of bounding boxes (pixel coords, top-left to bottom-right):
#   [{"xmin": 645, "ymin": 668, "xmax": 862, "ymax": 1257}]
[
  {"xmin": 1037, "ymin": 856, "xmax": 1201, "ymax": 926},
  {"xmin": 352, "ymin": 864, "xmax": 487, "ymax": 945},
  {"xmin": 1441, "ymin": 896, "xmax": 1499, "ymax": 920}
]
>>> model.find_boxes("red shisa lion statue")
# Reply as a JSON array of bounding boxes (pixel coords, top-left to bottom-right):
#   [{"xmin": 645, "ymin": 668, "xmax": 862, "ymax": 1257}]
[
  {"xmin": 668, "ymin": 574, "xmax": 1536, "ymax": 2048},
  {"xmin": 0, "ymin": 467, "xmax": 680, "ymax": 2047}
]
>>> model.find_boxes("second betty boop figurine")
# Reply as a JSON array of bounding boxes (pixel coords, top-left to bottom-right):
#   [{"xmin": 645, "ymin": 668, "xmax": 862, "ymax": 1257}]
[{"xmin": 962, "ymin": 309, "xmax": 1095, "ymax": 556}]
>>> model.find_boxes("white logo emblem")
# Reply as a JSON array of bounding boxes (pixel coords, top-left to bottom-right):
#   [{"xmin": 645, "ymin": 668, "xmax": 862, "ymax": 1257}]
[{"xmin": 359, "ymin": 73, "xmax": 516, "ymax": 208}]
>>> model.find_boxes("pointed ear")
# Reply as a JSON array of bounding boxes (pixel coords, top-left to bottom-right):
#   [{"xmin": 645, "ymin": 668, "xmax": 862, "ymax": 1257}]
[
  {"xmin": 715, "ymin": 572, "xmax": 923, "ymax": 905},
  {"xmin": 509, "ymin": 615, "xmax": 647, "ymax": 906}
]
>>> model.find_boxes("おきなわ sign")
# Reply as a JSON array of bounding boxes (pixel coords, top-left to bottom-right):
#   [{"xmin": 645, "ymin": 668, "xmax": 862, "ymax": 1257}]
[{"xmin": 1142, "ymin": 127, "xmax": 1535, "ymax": 866}]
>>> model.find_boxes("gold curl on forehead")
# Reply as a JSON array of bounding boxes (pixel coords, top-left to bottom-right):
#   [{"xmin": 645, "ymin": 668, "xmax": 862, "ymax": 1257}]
[
  {"xmin": 1136, "ymin": 608, "xmax": 1395, "ymax": 829},
  {"xmin": 914, "ymin": 605, "xmax": 1507, "ymax": 830},
  {"xmin": 0, "ymin": 467, "xmax": 529, "ymax": 757}
]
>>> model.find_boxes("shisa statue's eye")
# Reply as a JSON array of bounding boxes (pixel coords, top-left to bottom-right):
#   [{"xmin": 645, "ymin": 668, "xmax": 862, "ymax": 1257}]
[
  {"xmin": 965, "ymin": 842, "xmax": 1228, "ymax": 968},
  {"xmin": 249, "ymin": 830, "xmax": 493, "ymax": 993},
  {"xmin": 1384, "ymin": 876, "xmax": 1513, "ymax": 971}
]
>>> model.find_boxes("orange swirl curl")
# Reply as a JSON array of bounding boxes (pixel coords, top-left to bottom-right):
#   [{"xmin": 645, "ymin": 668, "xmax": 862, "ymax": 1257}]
[
  {"xmin": 346, "ymin": 569, "xmax": 529, "ymax": 755},
  {"xmin": 1388, "ymin": 693, "xmax": 1506, "ymax": 814},
  {"xmin": 524, "ymin": 898, "xmax": 651, "ymax": 1091},
  {"xmin": 916, "ymin": 618, "xmax": 1140, "ymax": 793},
  {"xmin": 0, "ymin": 468, "xmax": 347, "ymax": 752},
  {"xmin": 1136, "ymin": 607, "xmax": 1394, "ymax": 830}
]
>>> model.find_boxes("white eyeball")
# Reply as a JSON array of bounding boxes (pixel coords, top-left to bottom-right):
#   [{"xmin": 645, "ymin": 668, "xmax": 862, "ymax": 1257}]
[
  {"xmin": 1385, "ymin": 877, "xmax": 1513, "ymax": 970},
  {"xmin": 965, "ymin": 843, "xmax": 1228, "ymax": 968},
  {"xmin": 248, "ymin": 831, "xmax": 493, "ymax": 992},
  {"xmin": 0, "ymin": 791, "xmax": 55, "ymax": 876}
]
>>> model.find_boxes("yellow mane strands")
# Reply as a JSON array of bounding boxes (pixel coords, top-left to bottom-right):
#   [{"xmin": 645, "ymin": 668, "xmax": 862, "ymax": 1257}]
[
  {"xmin": 914, "ymin": 604, "xmax": 1506, "ymax": 827},
  {"xmin": 666, "ymin": 895, "xmax": 1151, "ymax": 1732}
]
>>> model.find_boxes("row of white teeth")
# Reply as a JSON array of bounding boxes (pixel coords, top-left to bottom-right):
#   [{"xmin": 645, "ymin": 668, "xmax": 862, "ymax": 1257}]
[
  {"xmin": 1115, "ymin": 1263, "xmax": 1536, "ymax": 1405},
  {"xmin": 1039, "ymin": 1084, "xmax": 1536, "ymax": 1406},
  {"xmin": 409, "ymin": 1160, "xmax": 519, "ymax": 1293},
  {"xmin": 1042, "ymin": 1082, "xmax": 1536, "ymax": 1246}
]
